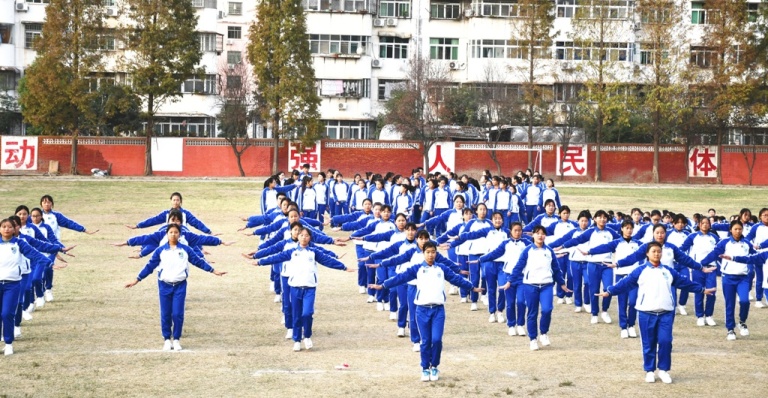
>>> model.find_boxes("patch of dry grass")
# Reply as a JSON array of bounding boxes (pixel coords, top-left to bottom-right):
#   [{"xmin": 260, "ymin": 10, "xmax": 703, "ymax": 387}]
[{"xmin": 1, "ymin": 178, "xmax": 766, "ymax": 397}]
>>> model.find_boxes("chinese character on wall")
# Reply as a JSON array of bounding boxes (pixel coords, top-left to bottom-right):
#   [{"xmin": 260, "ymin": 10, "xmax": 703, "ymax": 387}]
[
  {"xmin": 288, "ymin": 142, "xmax": 322, "ymax": 172},
  {"xmin": 2, "ymin": 137, "xmax": 38, "ymax": 171},
  {"xmin": 427, "ymin": 142, "xmax": 455, "ymax": 174},
  {"xmin": 688, "ymin": 146, "xmax": 718, "ymax": 178},
  {"xmin": 557, "ymin": 145, "xmax": 587, "ymax": 177}
]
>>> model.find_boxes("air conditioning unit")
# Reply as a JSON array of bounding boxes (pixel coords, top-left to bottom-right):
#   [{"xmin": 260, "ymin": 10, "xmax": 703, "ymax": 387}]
[
  {"xmin": 633, "ymin": 23, "xmax": 641, "ymax": 31},
  {"xmin": 16, "ymin": 1, "xmax": 28, "ymax": 12},
  {"xmin": 386, "ymin": 18, "xmax": 397, "ymax": 27},
  {"xmin": 106, "ymin": 7, "xmax": 119, "ymax": 16},
  {"xmin": 218, "ymin": 10, "xmax": 226, "ymax": 19},
  {"xmin": 633, "ymin": 64, "xmax": 641, "ymax": 73},
  {"xmin": 560, "ymin": 104, "xmax": 570, "ymax": 112},
  {"xmin": 117, "ymin": 41, "xmax": 126, "ymax": 50},
  {"xmin": 561, "ymin": 62, "xmax": 573, "ymax": 71},
  {"xmin": 449, "ymin": 61, "xmax": 458, "ymax": 70},
  {"xmin": 371, "ymin": 59, "xmax": 382, "ymax": 68},
  {"xmin": 464, "ymin": 8, "xmax": 474, "ymax": 17},
  {"xmin": 226, "ymin": 40, "xmax": 234, "ymax": 46},
  {"xmin": 373, "ymin": 18, "xmax": 385, "ymax": 27},
  {"xmin": 338, "ymin": 103, "xmax": 348, "ymax": 110}
]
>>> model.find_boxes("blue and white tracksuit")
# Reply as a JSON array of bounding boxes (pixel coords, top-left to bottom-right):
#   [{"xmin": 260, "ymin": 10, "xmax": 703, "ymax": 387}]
[
  {"xmin": 480, "ymin": 237, "xmax": 531, "ymax": 328},
  {"xmin": 607, "ymin": 263, "xmax": 706, "ymax": 372},
  {"xmin": 135, "ymin": 243, "xmax": 216, "ymax": 341},
  {"xmin": 449, "ymin": 218, "xmax": 492, "ymax": 303},
  {"xmin": 539, "ymin": 188, "xmax": 561, "ymax": 211},
  {"xmin": 546, "ymin": 220, "xmax": 578, "ymax": 299},
  {"xmin": 331, "ymin": 181, "xmax": 351, "ymax": 219},
  {"xmin": 523, "ymin": 213, "xmax": 559, "ymax": 233},
  {"xmin": 561, "ymin": 227, "xmax": 620, "ymax": 315},
  {"xmin": 437, "ymin": 220, "xmax": 472, "ymax": 298},
  {"xmin": 261, "ymin": 185, "xmax": 297, "ymax": 214},
  {"xmin": 136, "ymin": 208, "xmax": 210, "ymax": 234},
  {"xmin": 746, "ymin": 223, "xmax": 768, "ymax": 301},
  {"xmin": 549, "ymin": 228, "xmax": 591, "ymax": 308},
  {"xmin": 510, "ymin": 244, "xmax": 566, "ymax": 340},
  {"xmin": 336, "ymin": 211, "xmax": 374, "ymax": 287},
  {"xmin": 666, "ymin": 228, "xmax": 693, "ymax": 307},
  {"xmin": 454, "ymin": 226, "xmax": 509, "ymax": 314},
  {"xmin": 313, "ymin": 182, "xmax": 329, "ymax": 225},
  {"xmin": 680, "ymin": 231, "xmax": 720, "ymax": 318},
  {"xmin": 356, "ymin": 220, "xmax": 398, "ymax": 308},
  {"xmin": 522, "ymin": 184, "xmax": 542, "ymax": 221},
  {"xmin": 700, "ymin": 238, "xmax": 755, "ymax": 332},
  {"xmin": 382, "ymin": 260, "xmax": 473, "ymax": 370},
  {"xmin": 590, "ymin": 237, "xmax": 642, "ymax": 330}
]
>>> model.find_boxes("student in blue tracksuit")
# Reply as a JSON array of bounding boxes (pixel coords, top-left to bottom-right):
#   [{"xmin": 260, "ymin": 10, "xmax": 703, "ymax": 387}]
[
  {"xmin": 15, "ymin": 206, "xmax": 61, "ymax": 313},
  {"xmin": 539, "ymin": 179, "xmax": 561, "ymax": 212},
  {"xmin": 129, "ymin": 192, "xmax": 210, "ymax": 234},
  {"xmin": 349, "ymin": 179, "xmax": 369, "ymax": 213},
  {"xmin": 313, "ymin": 173, "xmax": 330, "ymax": 225},
  {"xmin": 633, "ymin": 210, "xmax": 663, "ymax": 243},
  {"xmin": 509, "ymin": 225, "xmax": 570, "ymax": 351},
  {"xmin": 523, "ymin": 199, "xmax": 559, "ymax": 233},
  {"xmin": 125, "ymin": 224, "xmax": 226, "ymax": 351},
  {"xmin": 745, "ymin": 207, "xmax": 768, "ymax": 307},
  {"xmin": 254, "ymin": 227, "xmax": 355, "ymax": 352},
  {"xmin": 368, "ymin": 179, "xmax": 390, "ymax": 207},
  {"xmin": 27, "ymin": 207, "xmax": 65, "ymax": 306},
  {"xmin": 597, "ymin": 241, "xmax": 715, "ymax": 384},
  {"xmin": 584, "ymin": 220, "xmax": 642, "ymax": 339},
  {"xmin": 330, "ymin": 199, "xmax": 375, "ymax": 294},
  {"xmin": 436, "ymin": 208, "xmax": 475, "ymax": 301},
  {"xmin": 370, "ymin": 241, "xmax": 482, "ymax": 382},
  {"xmin": 665, "ymin": 214, "xmax": 694, "ymax": 315},
  {"xmin": 298, "ymin": 177, "xmax": 318, "ymax": 221},
  {"xmin": 392, "ymin": 184, "xmax": 414, "ymax": 221},
  {"xmin": 555, "ymin": 210, "xmax": 619, "ymax": 325},
  {"xmin": 261, "ymin": 177, "xmax": 298, "ymax": 215},
  {"xmin": 548, "ymin": 210, "xmax": 592, "ymax": 313},
  {"xmin": 493, "ymin": 179, "xmax": 512, "ymax": 229},
  {"xmin": 446, "ymin": 203, "xmax": 492, "ymax": 311},
  {"xmin": 410, "ymin": 178, "xmax": 423, "ymax": 224},
  {"xmin": 419, "ymin": 179, "xmax": 437, "ymax": 234},
  {"xmin": 545, "ymin": 206, "xmax": 577, "ymax": 304},
  {"xmin": 680, "ymin": 217, "xmax": 720, "ymax": 326},
  {"xmin": 0, "ymin": 218, "xmax": 53, "ymax": 355},
  {"xmin": 522, "ymin": 175, "xmax": 543, "ymax": 221},
  {"xmin": 331, "ymin": 173, "xmax": 351, "ymax": 220},
  {"xmin": 350, "ymin": 205, "xmax": 396, "ymax": 314},
  {"xmin": 483, "ymin": 222, "xmax": 531, "ymax": 336},
  {"xmin": 700, "ymin": 220, "xmax": 755, "ymax": 341},
  {"xmin": 431, "ymin": 178, "xmax": 451, "ymax": 236}
]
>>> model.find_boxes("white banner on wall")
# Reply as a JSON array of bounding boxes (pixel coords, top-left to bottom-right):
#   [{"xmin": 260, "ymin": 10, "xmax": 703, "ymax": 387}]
[
  {"xmin": 688, "ymin": 145, "xmax": 718, "ymax": 178},
  {"xmin": 428, "ymin": 142, "xmax": 455, "ymax": 174},
  {"xmin": 151, "ymin": 137, "xmax": 184, "ymax": 172},
  {"xmin": 556, "ymin": 145, "xmax": 588, "ymax": 177},
  {"xmin": 288, "ymin": 142, "xmax": 322, "ymax": 172},
  {"xmin": 2, "ymin": 136, "xmax": 38, "ymax": 171}
]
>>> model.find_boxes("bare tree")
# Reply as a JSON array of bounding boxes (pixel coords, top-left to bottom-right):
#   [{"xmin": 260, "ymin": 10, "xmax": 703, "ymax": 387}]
[{"xmin": 216, "ymin": 60, "xmax": 258, "ymax": 177}]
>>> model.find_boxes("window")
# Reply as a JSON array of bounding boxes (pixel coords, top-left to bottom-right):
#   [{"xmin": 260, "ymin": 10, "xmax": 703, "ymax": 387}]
[
  {"xmin": 691, "ymin": 1, "xmax": 707, "ymax": 24},
  {"xmin": 198, "ymin": 33, "xmax": 219, "ymax": 52},
  {"xmin": 102, "ymin": 0, "xmax": 116, "ymax": 6},
  {"xmin": 467, "ymin": 83, "xmax": 522, "ymax": 101},
  {"xmin": 24, "ymin": 23, "xmax": 43, "ymax": 50},
  {"xmin": 0, "ymin": 72, "xmax": 17, "ymax": 91},
  {"xmin": 379, "ymin": 0, "xmax": 410, "ymax": 17},
  {"xmin": 430, "ymin": 38, "xmax": 458, "ymax": 60},
  {"xmin": 640, "ymin": 4, "xmax": 671, "ymax": 24},
  {"xmin": 27, "ymin": 0, "xmax": 50, "ymax": 3},
  {"xmin": 228, "ymin": 1, "xmax": 242, "ymax": 15},
  {"xmin": 182, "ymin": 74, "xmax": 218, "ymax": 94},
  {"xmin": 690, "ymin": 46, "xmax": 717, "ymax": 68},
  {"xmin": 227, "ymin": 50, "xmax": 242, "ymax": 64},
  {"xmin": 87, "ymin": 73, "xmax": 116, "ymax": 92},
  {"xmin": 379, "ymin": 36, "xmax": 408, "ymax": 59},
  {"xmin": 150, "ymin": 116, "xmax": 217, "ymax": 137},
  {"xmin": 309, "ymin": 34, "xmax": 369, "ymax": 55},
  {"xmin": 639, "ymin": 42, "xmax": 668, "ymax": 65},
  {"xmin": 378, "ymin": 79, "xmax": 406, "ymax": 100},
  {"xmin": 507, "ymin": 40, "xmax": 547, "ymax": 59},
  {"xmin": 316, "ymin": 79, "xmax": 370, "ymax": 98},
  {"xmin": 324, "ymin": 120, "xmax": 374, "ymax": 139},
  {"xmin": 227, "ymin": 26, "xmax": 241, "ymax": 39},
  {"xmin": 431, "ymin": 2, "xmax": 461, "ymax": 19},
  {"xmin": 226, "ymin": 75, "xmax": 242, "ymax": 89},
  {"xmin": 554, "ymin": 83, "xmax": 583, "ymax": 102},
  {"xmin": 748, "ymin": 3, "xmax": 761, "ymax": 23},
  {"xmin": 555, "ymin": 41, "xmax": 630, "ymax": 61},
  {"xmin": 192, "ymin": 0, "xmax": 204, "ymax": 7},
  {"xmin": 343, "ymin": 0, "xmax": 367, "ymax": 11},
  {"xmin": 303, "ymin": 0, "xmax": 367, "ymax": 11},
  {"xmin": 473, "ymin": 0, "xmax": 520, "ymax": 17},
  {"xmin": 470, "ymin": 40, "xmax": 507, "ymax": 59},
  {"xmin": 556, "ymin": 0, "xmax": 574, "ymax": 18},
  {"xmin": 98, "ymin": 34, "xmax": 115, "ymax": 51},
  {"xmin": 0, "ymin": 24, "xmax": 12, "ymax": 44}
]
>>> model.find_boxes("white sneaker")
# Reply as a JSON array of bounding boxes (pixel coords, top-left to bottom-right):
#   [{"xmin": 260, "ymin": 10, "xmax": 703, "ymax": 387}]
[
  {"xmin": 367, "ymin": 295, "xmax": 375, "ymax": 303},
  {"xmin": 22, "ymin": 311, "xmax": 32, "ymax": 321},
  {"xmin": 412, "ymin": 343, "xmax": 420, "ymax": 352},
  {"xmin": 389, "ymin": 312, "xmax": 397, "ymax": 321},
  {"xmin": 470, "ymin": 303, "xmax": 478, "ymax": 311},
  {"xmin": 268, "ymin": 282, "xmax": 274, "ymax": 292},
  {"xmin": 303, "ymin": 338, "xmax": 313, "ymax": 350},
  {"xmin": 397, "ymin": 327, "xmax": 405, "ymax": 337},
  {"xmin": 14, "ymin": 327, "xmax": 21, "ymax": 338},
  {"xmin": 557, "ymin": 298, "xmax": 565, "ymax": 304},
  {"xmin": 697, "ymin": 317, "xmax": 705, "ymax": 327},
  {"xmin": 449, "ymin": 286, "xmax": 458, "ymax": 295},
  {"xmin": 508, "ymin": 327, "xmax": 517, "ymax": 336},
  {"xmin": 601, "ymin": 312, "xmax": 612, "ymax": 324},
  {"xmin": 645, "ymin": 372, "xmax": 655, "ymax": 383},
  {"xmin": 620, "ymin": 329, "xmax": 629, "ymax": 339},
  {"xmin": 539, "ymin": 334, "xmax": 551, "ymax": 346},
  {"xmin": 293, "ymin": 342, "xmax": 301, "ymax": 351},
  {"xmin": 583, "ymin": 304, "xmax": 590, "ymax": 312},
  {"xmin": 565, "ymin": 297, "xmax": 573, "ymax": 305},
  {"xmin": 756, "ymin": 301, "xmax": 765, "ymax": 308},
  {"xmin": 35, "ymin": 297, "xmax": 45, "ymax": 308},
  {"xmin": 421, "ymin": 369, "xmax": 430, "ymax": 382},
  {"xmin": 677, "ymin": 305, "xmax": 688, "ymax": 316},
  {"xmin": 172, "ymin": 340, "xmax": 182, "ymax": 351},
  {"xmin": 4, "ymin": 344, "xmax": 13, "ymax": 356},
  {"xmin": 27, "ymin": 302, "xmax": 36, "ymax": 313},
  {"xmin": 163, "ymin": 340, "xmax": 172, "ymax": 351},
  {"xmin": 481, "ymin": 295, "xmax": 488, "ymax": 305},
  {"xmin": 574, "ymin": 306, "xmax": 582, "ymax": 313},
  {"xmin": 488, "ymin": 314, "xmax": 497, "ymax": 323},
  {"xmin": 726, "ymin": 330, "xmax": 736, "ymax": 341},
  {"xmin": 44, "ymin": 290, "xmax": 54, "ymax": 302},
  {"xmin": 496, "ymin": 312, "xmax": 506, "ymax": 323},
  {"xmin": 705, "ymin": 316, "xmax": 717, "ymax": 326},
  {"xmin": 285, "ymin": 329, "xmax": 293, "ymax": 339},
  {"xmin": 429, "ymin": 367, "xmax": 440, "ymax": 381},
  {"xmin": 516, "ymin": 326, "xmax": 526, "ymax": 336},
  {"xmin": 359, "ymin": 286, "xmax": 366, "ymax": 294},
  {"xmin": 658, "ymin": 370, "xmax": 672, "ymax": 384},
  {"xmin": 739, "ymin": 323, "xmax": 750, "ymax": 336},
  {"xmin": 628, "ymin": 327, "xmax": 637, "ymax": 338},
  {"xmin": 273, "ymin": 294, "xmax": 281, "ymax": 303},
  {"xmin": 529, "ymin": 340, "xmax": 540, "ymax": 351},
  {"xmin": 460, "ymin": 297, "xmax": 467, "ymax": 303},
  {"xmin": 590, "ymin": 316, "xmax": 598, "ymax": 324},
  {"xmin": 376, "ymin": 302, "xmax": 384, "ymax": 311}
]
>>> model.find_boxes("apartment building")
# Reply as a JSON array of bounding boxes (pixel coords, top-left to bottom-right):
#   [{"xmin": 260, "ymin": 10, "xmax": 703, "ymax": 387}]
[{"xmin": 0, "ymin": 0, "xmax": 763, "ymax": 138}]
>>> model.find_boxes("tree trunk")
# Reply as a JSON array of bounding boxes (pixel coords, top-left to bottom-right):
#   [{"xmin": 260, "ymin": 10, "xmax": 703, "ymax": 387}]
[
  {"xmin": 490, "ymin": 150, "xmax": 501, "ymax": 175},
  {"xmin": 69, "ymin": 130, "xmax": 79, "ymax": 175},
  {"xmin": 594, "ymin": 111, "xmax": 602, "ymax": 182},
  {"xmin": 652, "ymin": 110, "xmax": 661, "ymax": 183},
  {"xmin": 272, "ymin": 113, "xmax": 280, "ymax": 174},
  {"xmin": 235, "ymin": 149, "xmax": 246, "ymax": 177},
  {"xmin": 716, "ymin": 129, "xmax": 723, "ymax": 184},
  {"xmin": 144, "ymin": 93, "xmax": 154, "ymax": 176}
]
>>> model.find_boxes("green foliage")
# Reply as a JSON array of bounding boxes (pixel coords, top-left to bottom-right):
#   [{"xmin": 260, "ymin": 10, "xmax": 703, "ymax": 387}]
[
  {"xmin": 247, "ymin": 0, "xmax": 322, "ymax": 148},
  {"xmin": 0, "ymin": 92, "xmax": 22, "ymax": 135},
  {"xmin": 85, "ymin": 83, "xmax": 142, "ymax": 136},
  {"xmin": 440, "ymin": 87, "xmax": 481, "ymax": 126}
]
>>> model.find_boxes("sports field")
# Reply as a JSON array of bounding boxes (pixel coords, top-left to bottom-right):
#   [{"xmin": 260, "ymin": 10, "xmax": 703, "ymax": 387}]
[{"xmin": 1, "ymin": 177, "xmax": 767, "ymax": 397}]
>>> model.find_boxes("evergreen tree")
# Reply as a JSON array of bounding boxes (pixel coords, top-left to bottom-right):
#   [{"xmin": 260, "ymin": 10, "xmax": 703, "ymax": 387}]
[{"xmin": 247, "ymin": 0, "xmax": 322, "ymax": 174}]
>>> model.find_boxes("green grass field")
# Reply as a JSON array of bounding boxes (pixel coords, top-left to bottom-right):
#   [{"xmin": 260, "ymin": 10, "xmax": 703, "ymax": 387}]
[{"xmin": 1, "ymin": 178, "xmax": 767, "ymax": 397}]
